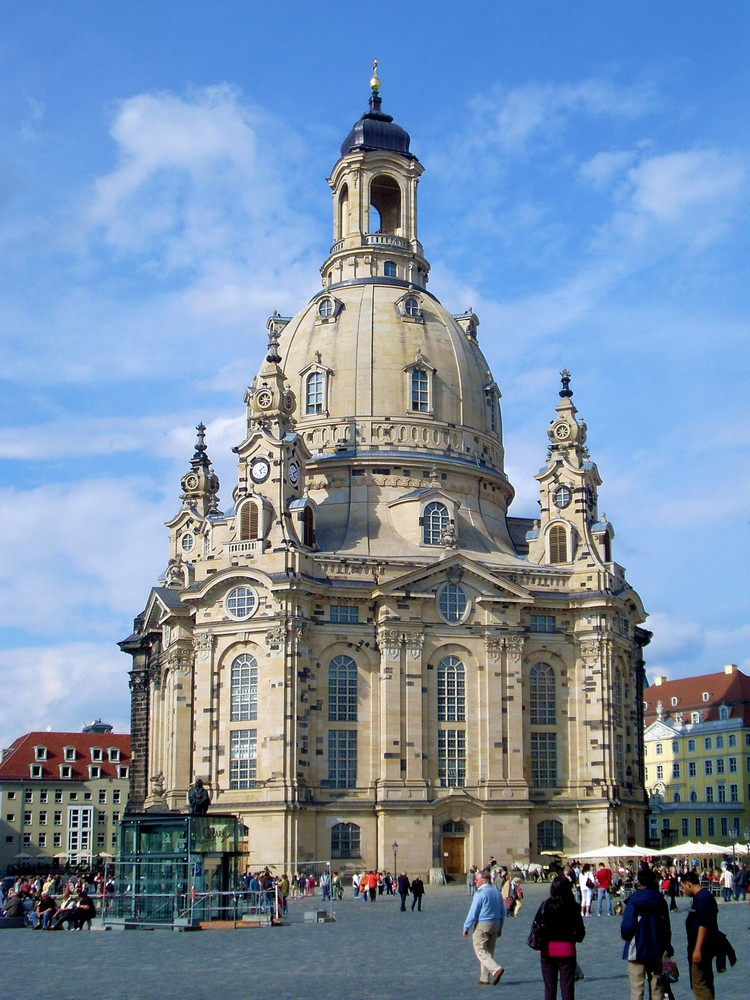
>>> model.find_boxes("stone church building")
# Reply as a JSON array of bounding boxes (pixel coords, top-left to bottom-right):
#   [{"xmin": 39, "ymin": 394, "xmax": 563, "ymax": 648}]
[{"xmin": 121, "ymin": 73, "xmax": 650, "ymax": 874}]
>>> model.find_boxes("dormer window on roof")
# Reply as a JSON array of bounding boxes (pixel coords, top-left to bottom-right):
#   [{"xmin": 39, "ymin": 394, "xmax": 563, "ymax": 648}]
[
  {"xmin": 108, "ymin": 747, "xmax": 121, "ymax": 762},
  {"xmin": 88, "ymin": 765, "xmax": 101, "ymax": 779},
  {"xmin": 702, "ymin": 692, "xmax": 710, "ymax": 702},
  {"xmin": 30, "ymin": 764, "xmax": 43, "ymax": 778},
  {"xmin": 34, "ymin": 745, "xmax": 48, "ymax": 761},
  {"xmin": 59, "ymin": 764, "xmax": 72, "ymax": 779},
  {"xmin": 671, "ymin": 697, "xmax": 679, "ymax": 707},
  {"xmin": 63, "ymin": 746, "xmax": 76, "ymax": 762},
  {"xmin": 91, "ymin": 747, "xmax": 103, "ymax": 762}
]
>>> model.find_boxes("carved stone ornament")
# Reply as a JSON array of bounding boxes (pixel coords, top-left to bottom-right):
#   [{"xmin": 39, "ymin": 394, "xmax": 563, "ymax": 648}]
[
  {"xmin": 439, "ymin": 525, "xmax": 458, "ymax": 549},
  {"xmin": 128, "ymin": 670, "xmax": 149, "ymax": 693},
  {"xmin": 504, "ymin": 635, "xmax": 525, "ymax": 658},
  {"xmin": 485, "ymin": 633, "xmax": 503, "ymax": 660},
  {"xmin": 149, "ymin": 661, "xmax": 164, "ymax": 688},
  {"xmin": 150, "ymin": 771, "xmax": 166, "ymax": 797},
  {"xmin": 377, "ymin": 627, "xmax": 402, "ymax": 658},
  {"xmin": 579, "ymin": 639, "xmax": 601, "ymax": 669},
  {"xmin": 403, "ymin": 632, "xmax": 425, "ymax": 659},
  {"xmin": 193, "ymin": 632, "xmax": 214, "ymax": 654},
  {"xmin": 265, "ymin": 626, "xmax": 286, "ymax": 648},
  {"xmin": 167, "ymin": 650, "xmax": 193, "ymax": 677}
]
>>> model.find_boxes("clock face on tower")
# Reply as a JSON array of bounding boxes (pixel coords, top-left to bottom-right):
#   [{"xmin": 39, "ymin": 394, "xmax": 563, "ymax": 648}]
[
  {"xmin": 250, "ymin": 457, "xmax": 271, "ymax": 484},
  {"xmin": 288, "ymin": 461, "xmax": 299, "ymax": 485}
]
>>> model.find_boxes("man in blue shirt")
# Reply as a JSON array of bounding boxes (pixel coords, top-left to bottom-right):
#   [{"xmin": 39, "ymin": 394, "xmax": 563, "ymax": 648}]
[{"xmin": 462, "ymin": 868, "xmax": 506, "ymax": 985}]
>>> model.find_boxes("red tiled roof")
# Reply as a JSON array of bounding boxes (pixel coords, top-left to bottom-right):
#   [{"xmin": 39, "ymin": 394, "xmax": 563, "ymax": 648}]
[
  {"xmin": 644, "ymin": 668, "xmax": 750, "ymax": 726},
  {"xmin": 0, "ymin": 731, "xmax": 130, "ymax": 781}
]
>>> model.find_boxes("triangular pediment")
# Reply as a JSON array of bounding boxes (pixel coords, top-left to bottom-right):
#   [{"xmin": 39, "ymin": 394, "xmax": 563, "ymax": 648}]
[
  {"xmin": 387, "ymin": 486, "xmax": 460, "ymax": 510},
  {"xmin": 373, "ymin": 553, "xmax": 533, "ymax": 602},
  {"xmin": 644, "ymin": 720, "xmax": 677, "ymax": 742},
  {"xmin": 142, "ymin": 586, "xmax": 190, "ymax": 633}
]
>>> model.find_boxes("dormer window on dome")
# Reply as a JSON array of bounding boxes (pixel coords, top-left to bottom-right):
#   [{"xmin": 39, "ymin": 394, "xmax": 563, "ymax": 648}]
[
  {"xmin": 316, "ymin": 293, "xmax": 343, "ymax": 324},
  {"xmin": 396, "ymin": 289, "xmax": 424, "ymax": 323},
  {"xmin": 403, "ymin": 352, "xmax": 436, "ymax": 415}
]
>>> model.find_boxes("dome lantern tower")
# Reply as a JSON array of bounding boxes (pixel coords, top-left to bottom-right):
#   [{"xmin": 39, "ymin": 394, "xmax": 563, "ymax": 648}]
[{"xmin": 322, "ymin": 62, "xmax": 429, "ymax": 291}]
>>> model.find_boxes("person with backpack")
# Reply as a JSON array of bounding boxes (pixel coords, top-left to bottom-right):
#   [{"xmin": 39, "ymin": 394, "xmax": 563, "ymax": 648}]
[{"xmin": 621, "ymin": 867, "xmax": 673, "ymax": 1000}]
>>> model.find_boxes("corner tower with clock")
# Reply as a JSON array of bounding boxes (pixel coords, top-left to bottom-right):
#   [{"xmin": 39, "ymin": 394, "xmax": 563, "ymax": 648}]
[
  {"xmin": 527, "ymin": 370, "xmax": 613, "ymax": 570},
  {"xmin": 231, "ymin": 319, "xmax": 313, "ymax": 554},
  {"xmin": 121, "ymin": 67, "xmax": 650, "ymax": 879}
]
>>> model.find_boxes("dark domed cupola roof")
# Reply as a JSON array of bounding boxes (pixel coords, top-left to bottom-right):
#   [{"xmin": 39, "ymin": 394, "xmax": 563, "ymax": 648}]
[{"xmin": 340, "ymin": 88, "xmax": 414, "ymax": 159}]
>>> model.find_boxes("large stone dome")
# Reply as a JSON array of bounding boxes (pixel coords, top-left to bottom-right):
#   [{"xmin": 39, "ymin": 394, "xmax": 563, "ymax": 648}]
[{"xmin": 279, "ymin": 282, "xmax": 506, "ymax": 481}]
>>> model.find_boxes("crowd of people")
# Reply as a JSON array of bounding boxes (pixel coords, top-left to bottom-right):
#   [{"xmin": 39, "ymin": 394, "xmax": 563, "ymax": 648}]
[
  {"xmin": 462, "ymin": 854, "xmax": 740, "ymax": 1000},
  {"xmin": 1, "ymin": 872, "xmax": 101, "ymax": 929}
]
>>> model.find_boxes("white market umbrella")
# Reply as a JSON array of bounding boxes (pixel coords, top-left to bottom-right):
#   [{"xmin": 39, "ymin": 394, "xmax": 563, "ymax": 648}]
[
  {"xmin": 576, "ymin": 843, "xmax": 652, "ymax": 860},
  {"xmin": 659, "ymin": 841, "xmax": 722, "ymax": 857}
]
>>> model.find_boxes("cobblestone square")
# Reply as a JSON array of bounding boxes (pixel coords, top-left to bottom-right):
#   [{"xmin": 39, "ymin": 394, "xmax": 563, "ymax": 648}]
[{"xmin": 2, "ymin": 883, "xmax": 747, "ymax": 1000}]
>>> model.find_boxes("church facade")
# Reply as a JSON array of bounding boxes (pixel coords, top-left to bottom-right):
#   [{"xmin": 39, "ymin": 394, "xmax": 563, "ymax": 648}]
[{"xmin": 120, "ymin": 74, "xmax": 650, "ymax": 874}]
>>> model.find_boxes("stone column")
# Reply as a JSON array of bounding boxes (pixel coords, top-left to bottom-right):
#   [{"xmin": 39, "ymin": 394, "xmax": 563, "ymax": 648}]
[
  {"xmin": 503, "ymin": 635, "xmax": 526, "ymax": 782},
  {"xmin": 402, "ymin": 631, "xmax": 425, "ymax": 784},
  {"xmin": 482, "ymin": 631, "xmax": 504, "ymax": 784},
  {"xmin": 376, "ymin": 625, "xmax": 403, "ymax": 788}
]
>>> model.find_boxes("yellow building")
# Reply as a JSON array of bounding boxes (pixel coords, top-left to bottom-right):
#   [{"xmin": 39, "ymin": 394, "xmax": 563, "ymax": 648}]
[
  {"xmin": 644, "ymin": 665, "xmax": 750, "ymax": 848},
  {"xmin": 0, "ymin": 723, "xmax": 130, "ymax": 872},
  {"xmin": 120, "ymin": 75, "xmax": 650, "ymax": 874}
]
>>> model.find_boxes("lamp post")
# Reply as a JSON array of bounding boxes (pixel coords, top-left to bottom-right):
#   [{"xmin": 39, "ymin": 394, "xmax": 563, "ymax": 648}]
[{"xmin": 392, "ymin": 841, "xmax": 399, "ymax": 880}]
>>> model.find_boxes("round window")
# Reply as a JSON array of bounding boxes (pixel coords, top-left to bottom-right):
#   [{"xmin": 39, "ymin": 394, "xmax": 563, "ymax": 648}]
[
  {"xmin": 437, "ymin": 583, "xmax": 469, "ymax": 624},
  {"xmin": 318, "ymin": 299, "xmax": 333, "ymax": 318},
  {"xmin": 181, "ymin": 533, "xmax": 195, "ymax": 552},
  {"xmin": 404, "ymin": 296, "xmax": 420, "ymax": 317},
  {"xmin": 226, "ymin": 586, "xmax": 258, "ymax": 620}
]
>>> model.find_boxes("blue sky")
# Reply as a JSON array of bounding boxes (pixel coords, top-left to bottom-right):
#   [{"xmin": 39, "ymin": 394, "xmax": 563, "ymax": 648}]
[{"xmin": 1, "ymin": 1, "xmax": 748, "ymax": 748}]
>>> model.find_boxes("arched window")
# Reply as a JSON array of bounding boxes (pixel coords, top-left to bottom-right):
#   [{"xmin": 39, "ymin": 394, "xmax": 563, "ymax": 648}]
[
  {"xmin": 338, "ymin": 183, "xmax": 349, "ymax": 237},
  {"xmin": 384, "ymin": 261, "xmax": 397, "ymax": 277},
  {"xmin": 549, "ymin": 524, "xmax": 567, "ymax": 563},
  {"xmin": 239, "ymin": 501, "xmax": 259, "ymax": 540},
  {"xmin": 302, "ymin": 506, "xmax": 315, "ymax": 547},
  {"xmin": 369, "ymin": 174, "xmax": 401, "ymax": 233},
  {"xmin": 603, "ymin": 533, "xmax": 612, "ymax": 562},
  {"xmin": 329, "ymin": 655, "xmax": 358, "ymax": 721},
  {"xmin": 411, "ymin": 368, "xmax": 429, "ymax": 410},
  {"xmin": 689, "ymin": 790, "xmax": 698, "ymax": 803},
  {"xmin": 306, "ymin": 371, "xmax": 324, "ymax": 414},
  {"xmin": 673, "ymin": 791, "xmax": 681, "ymax": 803},
  {"xmin": 331, "ymin": 822, "xmax": 360, "ymax": 859},
  {"xmin": 231, "ymin": 654, "xmax": 258, "ymax": 722},
  {"xmin": 530, "ymin": 662, "xmax": 556, "ymax": 725},
  {"xmin": 438, "ymin": 655, "xmax": 465, "ymax": 722},
  {"xmin": 423, "ymin": 502, "xmax": 448, "ymax": 544},
  {"xmin": 537, "ymin": 819, "xmax": 563, "ymax": 853},
  {"xmin": 613, "ymin": 669, "xmax": 622, "ymax": 724}
]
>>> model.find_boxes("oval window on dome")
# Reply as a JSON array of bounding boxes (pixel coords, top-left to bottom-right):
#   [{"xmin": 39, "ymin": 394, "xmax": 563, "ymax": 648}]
[
  {"xmin": 318, "ymin": 299, "xmax": 333, "ymax": 319},
  {"xmin": 181, "ymin": 533, "xmax": 195, "ymax": 553},
  {"xmin": 404, "ymin": 296, "xmax": 420, "ymax": 317},
  {"xmin": 226, "ymin": 586, "xmax": 258, "ymax": 620},
  {"xmin": 437, "ymin": 583, "xmax": 469, "ymax": 624}
]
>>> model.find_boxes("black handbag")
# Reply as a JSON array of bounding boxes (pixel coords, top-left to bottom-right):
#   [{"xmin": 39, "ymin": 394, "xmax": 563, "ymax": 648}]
[{"xmin": 527, "ymin": 916, "xmax": 544, "ymax": 951}]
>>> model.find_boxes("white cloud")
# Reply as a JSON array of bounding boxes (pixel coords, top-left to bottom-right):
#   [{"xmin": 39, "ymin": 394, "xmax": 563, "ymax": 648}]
[
  {"xmin": 627, "ymin": 149, "xmax": 745, "ymax": 224},
  {"xmin": 0, "ymin": 643, "xmax": 130, "ymax": 751},
  {"xmin": 579, "ymin": 150, "xmax": 638, "ymax": 189},
  {"xmin": 0, "ymin": 478, "xmax": 168, "ymax": 634}
]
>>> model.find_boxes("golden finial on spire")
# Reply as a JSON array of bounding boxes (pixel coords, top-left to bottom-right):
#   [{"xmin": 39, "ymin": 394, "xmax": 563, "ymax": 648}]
[{"xmin": 370, "ymin": 58, "xmax": 380, "ymax": 93}]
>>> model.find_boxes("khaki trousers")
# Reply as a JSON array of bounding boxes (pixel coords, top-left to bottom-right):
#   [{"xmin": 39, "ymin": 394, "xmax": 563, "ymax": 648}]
[
  {"xmin": 688, "ymin": 960, "xmax": 715, "ymax": 1000},
  {"xmin": 472, "ymin": 921, "xmax": 503, "ymax": 983},
  {"xmin": 627, "ymin": 958, "xmax": 664, "ymax": 1000}
]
